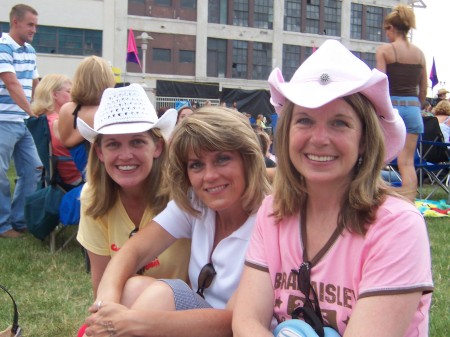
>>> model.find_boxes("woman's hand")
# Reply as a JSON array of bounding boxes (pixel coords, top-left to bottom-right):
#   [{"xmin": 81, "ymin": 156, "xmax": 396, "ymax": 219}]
[{"xmin": 85, "ymin": 302, "xmax": 134, "ymax": 337}]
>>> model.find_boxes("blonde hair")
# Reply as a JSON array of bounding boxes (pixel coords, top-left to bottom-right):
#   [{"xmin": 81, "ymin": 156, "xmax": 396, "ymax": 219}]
[
  {"xmin": 71, "ymin": 56, "xmax": 115, "ymax": 106},
  {"xmin": 432, "ymin": 100, "xmax": 450, "ymax": 116},
  {"xmin": 273, "ymin": 94, "xmax": 391, "ymax": 235},
  {"xmin": 384, "ymin": 4, "xmax": 416, "ymax": 35},
  {"xmin": 31, "ymin": 74, "xmax": 71, "ymax": 116},
  {"xmin": 167, "ymin": 106, "xmax": 271, "ymax": 216},
  {"xmin": 84, "ymin": 129, "xmax": 169, "ymax": 218}
]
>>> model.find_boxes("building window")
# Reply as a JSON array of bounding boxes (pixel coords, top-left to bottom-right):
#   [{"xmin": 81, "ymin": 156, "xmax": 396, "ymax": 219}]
[
  {"xmin": 232, "ymin": 40, "xmax": 248, "ymax": 79},
  {"xmin": 323, "ymin": 0, "xmax": 341, "ymax": 36},
  {"xmin": 252, "ymin": 42, "xmax": 272, "ymax": 80},
  {"xmin": 305, "ymin": 0, "xmax": 320, "ymax": 34},
  {"xmin": 254, "ymin": 0, "xmax": 273, "ymax": 29},
  {"xmin": 207, "ymin": 38, "xmax": 227, "ymax": 77},
  {"xmin": 284, "ymin": 0, "xmax": 301, "ymax": 32},
  {"xmin": 282, "ymin": 44, "xmax": 300, "ymax": 81},
  {"xmin": 179, "ymin": 50, "xmax": 195, "ymax": 63},
  {"xmin": 153, "ymin": 48, "xmax": 172, "ymax": 62},
  {"xmin": 350, "ymin": 3, "xmax": 363, "ymax": 40},
  {"xmin": 363, "ymin": 52, "xmax": 376, "ymax": 69},
  {"xmin": 233, "ymin": 0, "xmax": 249, "ymax": 27},
  {"xmin": 208, "ymin": 0, "xmax": 228, "ymax": 24},
  {"xmin": 366, "ymin": 6, "xmax": 383, "ymax": 42},
  {"xmin": 181, "ymin": 0, "xmax": 196, "ymax": 9},
  {"xmin": 155, "ymin": 0, "xmax": 172, "ymax": 6},
  {"xmin": 3, "ymin": 24, "xmax": 103, "ymax": 56}
]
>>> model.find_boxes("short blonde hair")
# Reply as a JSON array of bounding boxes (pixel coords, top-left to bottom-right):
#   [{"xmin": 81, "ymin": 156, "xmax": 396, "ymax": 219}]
[
  {"xmin": 167, "ymin": 106, "xmax": 271, "ymax": 216},
  {"xmin": 433, "ymin": 100, "xmax": 450, "ymax": 116},
  {"xmin": 31, "ymin": 74, "xmax": 71, "ymax": 116},
  {"xmin": 71, "ymin": 56, "xmax": 115, "ymax": 106}
]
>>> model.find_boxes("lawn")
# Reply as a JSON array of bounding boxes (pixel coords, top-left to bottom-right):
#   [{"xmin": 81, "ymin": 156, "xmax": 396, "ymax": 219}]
[{"xmin": 1, "ymin": 165, "xmax": 449, "ymax": 336}]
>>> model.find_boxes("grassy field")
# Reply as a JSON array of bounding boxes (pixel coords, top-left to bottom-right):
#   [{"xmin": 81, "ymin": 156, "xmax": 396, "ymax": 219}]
[{"xmin": 1, "ymin": 166, "xmax": 449, "ymax": 336}]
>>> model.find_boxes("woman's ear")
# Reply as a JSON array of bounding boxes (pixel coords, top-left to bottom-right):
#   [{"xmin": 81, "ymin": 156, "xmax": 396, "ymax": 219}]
[
  {"xmin": 153, "ymin": 138, "xmax": 164, "ymax": 159},
  {"xmin": 94, "ymin": 142, "xmax": 104, "ymax": 162}
]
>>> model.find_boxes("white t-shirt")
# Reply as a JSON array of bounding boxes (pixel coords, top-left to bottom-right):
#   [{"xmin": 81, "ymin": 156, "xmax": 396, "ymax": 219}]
[{"xmin": 154, "ymin": 197, "xmax": 256, "ymax": 309}]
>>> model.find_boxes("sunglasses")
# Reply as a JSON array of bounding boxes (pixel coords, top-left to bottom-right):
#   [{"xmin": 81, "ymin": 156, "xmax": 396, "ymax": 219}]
[
  {"xmin": 196, "ymin": 263, "xmax": 216, "ymax": 299},
  {"xmin": 291, "ymin": 262, "xmax": 325, "ymax": 335},
  {"xmin": 129, "ymin": 228, "xmax": 145, "ymax": 275}
]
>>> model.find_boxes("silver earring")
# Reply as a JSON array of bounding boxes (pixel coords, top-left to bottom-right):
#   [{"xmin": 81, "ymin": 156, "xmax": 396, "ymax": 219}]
[{"xmin": 358, "ymin": 156, "xmax": 363, "ymax": 167}]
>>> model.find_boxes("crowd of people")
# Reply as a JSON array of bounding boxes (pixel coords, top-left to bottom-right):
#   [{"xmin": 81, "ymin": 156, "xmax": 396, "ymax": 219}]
[{"xmin": 2, "ymin": 3, "xmax": 436, "ymax": 337}]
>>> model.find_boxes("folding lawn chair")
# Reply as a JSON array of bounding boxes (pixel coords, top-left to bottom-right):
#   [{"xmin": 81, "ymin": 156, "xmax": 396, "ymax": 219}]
[
  {"xmin": 416, "ymin": 117, "xmax": 450, "ymax": 201},
  {"xmin": 25, "ymin": 116, "xmax": 81, "ymax": 253}
]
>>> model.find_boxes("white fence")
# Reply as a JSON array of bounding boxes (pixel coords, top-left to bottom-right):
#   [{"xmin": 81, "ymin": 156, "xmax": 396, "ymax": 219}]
[{"xmin": 155, "ymin": 96, "xmax": 221, "ymax": 111}]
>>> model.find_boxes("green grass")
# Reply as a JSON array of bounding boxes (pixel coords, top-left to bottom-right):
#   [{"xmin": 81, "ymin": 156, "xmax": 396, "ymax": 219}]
[
  {"xmin": 1, "ymin": 164, "xmax": 92, "ymax": 336},
  {"xmin": 1, "ymin": 165, "xmax": 449, "ymax": 336}
]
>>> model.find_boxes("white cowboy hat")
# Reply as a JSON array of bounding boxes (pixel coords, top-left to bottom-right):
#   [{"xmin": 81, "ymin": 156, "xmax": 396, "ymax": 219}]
[
  {"xmin": 78, "ymin": 83, "xmax": 177, "ymax": 143},
  {"xmin": 268, "ymin": 39, "xmax": 406, "ymax": 163}
]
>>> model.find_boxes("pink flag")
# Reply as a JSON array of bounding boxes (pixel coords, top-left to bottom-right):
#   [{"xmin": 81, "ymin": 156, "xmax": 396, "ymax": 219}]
[
  {"xmin": 127, "ymin": 29, "xmax": 141, "ymax": 67},
  {"xmin": 312, "ymin": 42, "xmax": 317, "ymax": 53}
]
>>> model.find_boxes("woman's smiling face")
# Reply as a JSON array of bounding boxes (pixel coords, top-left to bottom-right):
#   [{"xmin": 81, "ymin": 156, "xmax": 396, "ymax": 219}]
[
  {"xmin": 186, "ymin": 149, "xmax": 246, "ymax": 213},
  {"xmin": 95, "ymin": 132, "xmax": 162, "ymax": 190},
  {"xmin": 289, "ymin": 98, "xmax": 363, "ymax": 188}
]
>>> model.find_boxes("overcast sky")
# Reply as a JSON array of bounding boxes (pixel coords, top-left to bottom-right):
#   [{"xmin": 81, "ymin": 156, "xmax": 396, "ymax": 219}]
[{"xmin": 413, "ymin": 1, "xmax": 448, "ymax": 97}]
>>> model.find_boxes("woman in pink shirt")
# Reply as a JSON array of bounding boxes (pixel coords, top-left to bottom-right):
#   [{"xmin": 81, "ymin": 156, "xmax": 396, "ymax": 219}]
[
  {"xmin": 232, "ymin": 40, "xmax": 433, "ymax": 337},
  {"xmin": 31, "ymin": 74, "xmax": 82, "ymax": 187}
]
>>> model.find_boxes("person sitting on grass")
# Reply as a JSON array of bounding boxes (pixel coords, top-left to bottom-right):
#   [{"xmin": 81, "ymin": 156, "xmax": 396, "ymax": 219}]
[
  {"xmin": 232, "ymin": 39, "xmax": 433, "ymax": 337},
  {"xmin": 82, "ymin": 106, "xmax": 270, "ymax": 337}
]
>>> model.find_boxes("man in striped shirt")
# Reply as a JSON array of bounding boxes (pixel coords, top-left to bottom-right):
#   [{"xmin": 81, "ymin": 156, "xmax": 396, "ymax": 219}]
[{"xmin": 0, "ymin": 4, "xmax": 42, "ymax": 238}]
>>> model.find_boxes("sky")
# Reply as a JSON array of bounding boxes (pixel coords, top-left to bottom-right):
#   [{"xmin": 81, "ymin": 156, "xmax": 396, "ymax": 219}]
[{"xmin": 412, "ymin": 1, "xmax": 447, "ymax": 98}]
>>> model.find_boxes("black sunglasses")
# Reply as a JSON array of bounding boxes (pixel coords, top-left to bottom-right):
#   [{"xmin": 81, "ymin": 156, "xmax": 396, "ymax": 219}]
[
  {"xmin": 291, "ymin": 262, "xmax": 325, "ymax": 336},
  {"xmin": 196, "ymin": 263, "xmax": 216, "ymax": 299},
  {"xmin": 129, "ymin": 228, "xmax": 145, "ymax": 275}
]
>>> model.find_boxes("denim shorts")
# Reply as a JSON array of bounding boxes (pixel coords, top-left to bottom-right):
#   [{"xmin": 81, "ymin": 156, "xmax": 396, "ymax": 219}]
[
  {"xmin": 390, "ymin": 96, "xmax": 423, "ymax": 134},
  {"xmin": 160, "ymin": 279, "xmax": 213, "ymax": 310}
]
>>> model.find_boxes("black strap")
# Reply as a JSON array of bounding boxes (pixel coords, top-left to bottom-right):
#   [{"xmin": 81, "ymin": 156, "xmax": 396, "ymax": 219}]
[
  {"xmin": 291, "ymin": 306, "xmax": 325, "ymax": 337},
  {"xmin": 72, "ymin": 104, "xmax": 82, "ymax": 129},
  {"xmin": 0, "ymin": 284, "xmax": 20, "ymax": 335}
]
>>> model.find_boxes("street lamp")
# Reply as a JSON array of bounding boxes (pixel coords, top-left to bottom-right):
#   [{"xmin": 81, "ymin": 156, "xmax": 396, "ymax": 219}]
[{"xmin": 136, "ymin": 32, "xmax": 153, "ymax": 75}]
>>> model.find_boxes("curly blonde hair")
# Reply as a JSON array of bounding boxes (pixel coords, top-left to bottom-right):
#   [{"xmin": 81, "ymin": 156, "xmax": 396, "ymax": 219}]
[{"xmin": 432, "ymin": 100, "xmax": 450, "ymax": 116}]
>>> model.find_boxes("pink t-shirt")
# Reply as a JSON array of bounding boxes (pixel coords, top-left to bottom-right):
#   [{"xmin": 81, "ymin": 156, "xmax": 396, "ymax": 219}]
[{"xmin": 246, "ymin": 195, "xmax": 433, "ymax": 336}]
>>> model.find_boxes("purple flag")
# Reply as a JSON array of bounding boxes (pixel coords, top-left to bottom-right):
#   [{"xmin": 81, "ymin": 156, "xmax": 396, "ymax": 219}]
[
  {"xmin": 127, "ymin": 29, "xmax": 141, "ymax": 67},
  {"xmin": 429, "ymin": 57, "xmax": 438, "ymax": 89}
]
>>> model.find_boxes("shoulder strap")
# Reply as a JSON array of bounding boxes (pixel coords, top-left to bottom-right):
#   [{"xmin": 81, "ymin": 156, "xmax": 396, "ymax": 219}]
[
  {"xmin": 390, "ymin": 43, "xmax": 398, "ymax": 62},
  {"xmin": 72, "ymin": 104, "xmax": 82, "ymax": 129}
]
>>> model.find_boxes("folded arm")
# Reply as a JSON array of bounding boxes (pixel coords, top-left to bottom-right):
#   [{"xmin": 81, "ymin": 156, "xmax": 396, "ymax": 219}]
[
  {"xmin": 85, "ymin": 303, "xmax": 234, "ymax": 337},
  {"xmin": 94, "ymin": 220, "xmax": 176, "ymax": 304},
  {"xmin": 343, "ymin": 292, "xmax": 422, "ymax": 337}
]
